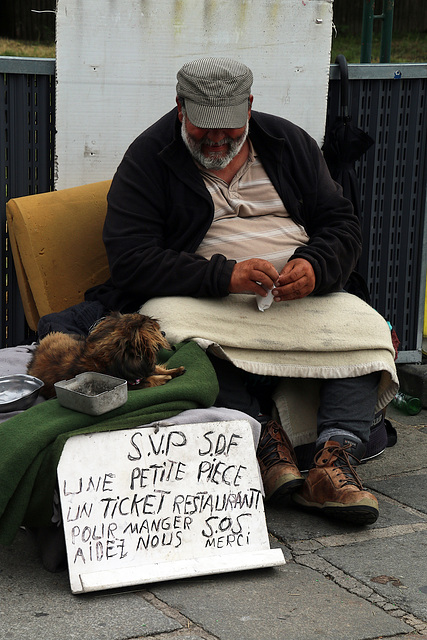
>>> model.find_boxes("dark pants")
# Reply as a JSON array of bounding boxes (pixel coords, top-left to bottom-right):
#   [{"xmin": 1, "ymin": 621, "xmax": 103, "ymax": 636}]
[{"xmin": 207, "ymin": 352, "xmax": 380, "ymax": 445}]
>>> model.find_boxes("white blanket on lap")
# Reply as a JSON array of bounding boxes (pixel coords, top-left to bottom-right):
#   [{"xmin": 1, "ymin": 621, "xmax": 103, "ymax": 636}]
[{"xmin": 140, "ymin": 292, "xmax": 399, "ymax": 445}]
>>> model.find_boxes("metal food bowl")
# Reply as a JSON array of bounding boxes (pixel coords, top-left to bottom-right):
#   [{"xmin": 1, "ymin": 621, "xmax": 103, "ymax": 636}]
[
  {"xmin": 0, "ymin": 374, "xmax": 44, "ymax": 412},
  {"xmin": 54, "ymin": 372, "xmax": 128, "ymax": 415}
]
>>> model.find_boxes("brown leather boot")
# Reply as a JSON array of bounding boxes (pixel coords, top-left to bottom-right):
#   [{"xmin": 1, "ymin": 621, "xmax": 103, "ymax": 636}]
[
  {"xmin": 293, "ymin": 438, "xmax": 379, "ymax": 525},
  {"xmin": 257, "ymin": 420, "xmax": 304, "ymax": 501}
]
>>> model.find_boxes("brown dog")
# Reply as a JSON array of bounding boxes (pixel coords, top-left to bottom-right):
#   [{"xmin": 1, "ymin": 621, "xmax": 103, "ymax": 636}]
[{"xmin": 27, "ymin": 312, "xmax": 185, "ymax": 399}]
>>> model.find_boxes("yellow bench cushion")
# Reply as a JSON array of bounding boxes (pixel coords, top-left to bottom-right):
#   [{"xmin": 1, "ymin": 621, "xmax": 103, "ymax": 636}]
[{"xmin": 6, "ymin": 180, "xmax": 111, "ymax": 331}]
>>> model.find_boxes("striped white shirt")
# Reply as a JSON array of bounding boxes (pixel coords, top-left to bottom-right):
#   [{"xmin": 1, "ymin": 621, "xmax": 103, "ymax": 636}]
[{"xmin": 196, "ymin": 140, "xmax": 309, "ymax": 272}]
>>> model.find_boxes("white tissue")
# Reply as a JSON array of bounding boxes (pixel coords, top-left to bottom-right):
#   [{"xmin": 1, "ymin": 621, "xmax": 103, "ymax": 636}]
[{"xmin": 256, "ymin": 289, "xmax": 274, "ymax": 312}]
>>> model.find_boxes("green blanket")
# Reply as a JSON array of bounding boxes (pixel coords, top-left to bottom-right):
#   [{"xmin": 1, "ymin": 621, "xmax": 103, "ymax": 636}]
[{"xmin": 0, "ymin": 342, "xmax": 218, "ymax": 545}]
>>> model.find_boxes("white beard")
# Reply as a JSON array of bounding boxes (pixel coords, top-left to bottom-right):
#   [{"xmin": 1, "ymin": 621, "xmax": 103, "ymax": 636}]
[{"xmin": 181, "ymin": 114, "xmax": 249, "ymax": 170}]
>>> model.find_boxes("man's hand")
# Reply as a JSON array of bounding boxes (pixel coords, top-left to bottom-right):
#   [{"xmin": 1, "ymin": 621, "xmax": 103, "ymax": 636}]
[
  {"xmin": 229, "ymin": 258, "xmax": 279, "ymax": 295},
  {"xmin": 272, "ymin": 258, "xmax": 315, "ymax": 301}
]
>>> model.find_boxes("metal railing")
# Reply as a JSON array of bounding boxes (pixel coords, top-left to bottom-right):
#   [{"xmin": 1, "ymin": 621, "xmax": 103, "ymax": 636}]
[
  {"xmin": 360, "ymin": 0, "xmax": 395, "ymax": 63},
  {"xmin": 327, "ymin": 63, "xmax": 427, "ymax": 362},
  {"xmin": 1, "ymin": 57, "xmax": 426, "ymax": 363},
  {"xmin": 0, "ymin": 57, "xmax": 55, "ymax": 348}
]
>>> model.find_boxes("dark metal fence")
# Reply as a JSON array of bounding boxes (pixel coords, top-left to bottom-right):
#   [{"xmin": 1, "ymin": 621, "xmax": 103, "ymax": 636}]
[
  {"xmin": 332, "ymin": 0, "xmax": 427, "ymax": 35},
  {"xmin": 0, "ymin": 0, "xmax": 56, "ymax": 41},
  {"xmin": 1, "ymin": 58, "xmax": 426, "ymax": 362},
  {"xmin": 327, "ymin": 63, "xmax": 427, "ymax": 362},
  {"xmin": 0, "ymin": 57, "xmax": 55, "ymax": 348}
]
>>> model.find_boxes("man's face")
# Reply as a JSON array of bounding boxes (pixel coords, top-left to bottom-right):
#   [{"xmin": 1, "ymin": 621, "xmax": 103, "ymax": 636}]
[{"xmin": 177, "ymin": 98, "xmax": 252, "ymax": 170}]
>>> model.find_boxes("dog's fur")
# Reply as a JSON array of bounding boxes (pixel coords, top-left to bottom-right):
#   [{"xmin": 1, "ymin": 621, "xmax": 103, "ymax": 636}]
[{"xmin": 27, "ymin": 312, "xmax": 185, "ymax": 399}]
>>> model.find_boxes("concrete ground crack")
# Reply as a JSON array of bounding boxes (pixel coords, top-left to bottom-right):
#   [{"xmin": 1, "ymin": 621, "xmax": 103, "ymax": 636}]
[
  {"xmin": 288, "ymin": 522, "xmax": 427, "ymax": 554},
  {"xmin": 294, "ymin": 553, "xmax": 427, "ymax": 634},
  {"xmin": 133, "ymin": 590, "xmax": 221, "ymax": 640}
]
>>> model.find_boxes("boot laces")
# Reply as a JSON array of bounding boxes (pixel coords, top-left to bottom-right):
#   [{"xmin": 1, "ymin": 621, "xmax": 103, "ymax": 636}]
[
  {"xmin": 315, "ymin": 443, "xmax": 364, "ymax": 490},
  {"xmin": 258, "ymin": 423, "xmax": 294, "ymax": 470}
]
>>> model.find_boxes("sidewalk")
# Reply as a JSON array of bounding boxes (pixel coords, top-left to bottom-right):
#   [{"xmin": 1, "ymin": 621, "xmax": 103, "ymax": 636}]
[{"xmin": 1, "ymin": 403, "xmax": 426, "ymax": 640}]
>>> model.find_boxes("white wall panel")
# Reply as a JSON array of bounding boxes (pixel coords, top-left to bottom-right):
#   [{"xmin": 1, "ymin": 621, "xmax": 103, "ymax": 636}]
[{"xmin": 56, "ymin": 0, "xmax": 333, "ymax": 189}]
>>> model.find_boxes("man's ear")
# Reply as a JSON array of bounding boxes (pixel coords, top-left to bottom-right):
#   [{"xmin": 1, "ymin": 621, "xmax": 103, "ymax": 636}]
[
  {"xmin": 176, "ymin": 97, "xmax": 184, "ymax": 123},
  {"xmin": 248, "ymin": 94, "xmax": 253, "ymax": 120}
]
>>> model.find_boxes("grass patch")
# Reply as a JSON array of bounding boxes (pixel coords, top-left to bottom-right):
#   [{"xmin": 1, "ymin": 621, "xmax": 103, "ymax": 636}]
[
  {"xmin": 331, "ymin": 31, "xmax": 427, "ymax": 63},
  {"xmin": 0, "ymin": 33, "xmax": 425, "ymax": 64},
  {"xmin": 0, "ymin": 37, "xmax": 55, "ymax": 58}
]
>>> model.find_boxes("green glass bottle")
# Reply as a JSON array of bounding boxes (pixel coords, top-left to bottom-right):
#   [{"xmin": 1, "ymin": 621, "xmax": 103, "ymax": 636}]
[{"xmin": 391, "ymin": 391, "xmax": 422, "ymax": 416}]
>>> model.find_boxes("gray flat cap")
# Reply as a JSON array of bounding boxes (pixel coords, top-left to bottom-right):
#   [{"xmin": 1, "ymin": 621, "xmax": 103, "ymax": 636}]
[{"xmin": 176, "ymin": 57, "xmax": 253, "ymax": 128}]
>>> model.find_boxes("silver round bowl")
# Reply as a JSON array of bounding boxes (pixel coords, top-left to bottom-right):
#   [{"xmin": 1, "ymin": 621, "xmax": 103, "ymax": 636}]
[{"xmin": 0, "ymin": 374, "xmax": 44, "ymax": 412}]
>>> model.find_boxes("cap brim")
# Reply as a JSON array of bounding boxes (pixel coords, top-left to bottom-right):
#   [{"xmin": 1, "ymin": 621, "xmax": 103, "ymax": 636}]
[{"xmin": 184, "ymin": 100, "xmax": 249, "ymax": 129}]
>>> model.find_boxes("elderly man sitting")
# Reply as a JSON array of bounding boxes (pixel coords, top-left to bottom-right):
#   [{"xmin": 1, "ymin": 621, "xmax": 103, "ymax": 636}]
[{"xmin": 86, "ymin": 57, "xmax": 398, "ymax": 526}]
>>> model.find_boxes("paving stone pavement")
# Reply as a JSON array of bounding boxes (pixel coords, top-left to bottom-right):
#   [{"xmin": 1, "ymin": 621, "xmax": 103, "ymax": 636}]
[{"xmin": 1, "ymin": 404, "xmax": 426, "ymax": 639}]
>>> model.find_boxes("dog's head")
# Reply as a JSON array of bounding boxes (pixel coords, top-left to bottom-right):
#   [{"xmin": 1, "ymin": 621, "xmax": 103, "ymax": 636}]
[{"xmin": 86, "ymin": 312, "xmax": 171, "ymax": 381}]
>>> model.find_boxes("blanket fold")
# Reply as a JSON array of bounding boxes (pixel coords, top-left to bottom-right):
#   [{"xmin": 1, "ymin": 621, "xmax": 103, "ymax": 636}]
[
  {"xmin": 140, "ymin": 291, "xmax": 399, "ymax": 415},
  {"xmin": 0, "ymin": 341, "xmax": 218, "ymax": 544}
]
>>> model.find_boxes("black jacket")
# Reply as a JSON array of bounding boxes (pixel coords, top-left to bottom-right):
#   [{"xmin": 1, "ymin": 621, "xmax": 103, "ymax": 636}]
[{"xmin": 86, "ymin": 109, "xmax": 361, "ymax": 312}]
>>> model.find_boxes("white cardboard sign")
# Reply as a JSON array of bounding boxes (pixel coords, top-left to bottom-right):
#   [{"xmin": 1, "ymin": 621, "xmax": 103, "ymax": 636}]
[{"xmin": 57, "ymin": 420, "xmax": 285, "ymax": 594}]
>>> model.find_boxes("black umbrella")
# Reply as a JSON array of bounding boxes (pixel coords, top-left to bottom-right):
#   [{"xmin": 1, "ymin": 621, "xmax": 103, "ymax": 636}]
[
  {"xmin": 322, "ymin": 54, "xmax": 375, "ymax": 302},
  {"xmin": 322, "ymin": 54, "xmax": 374, "ymax": 220}
]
